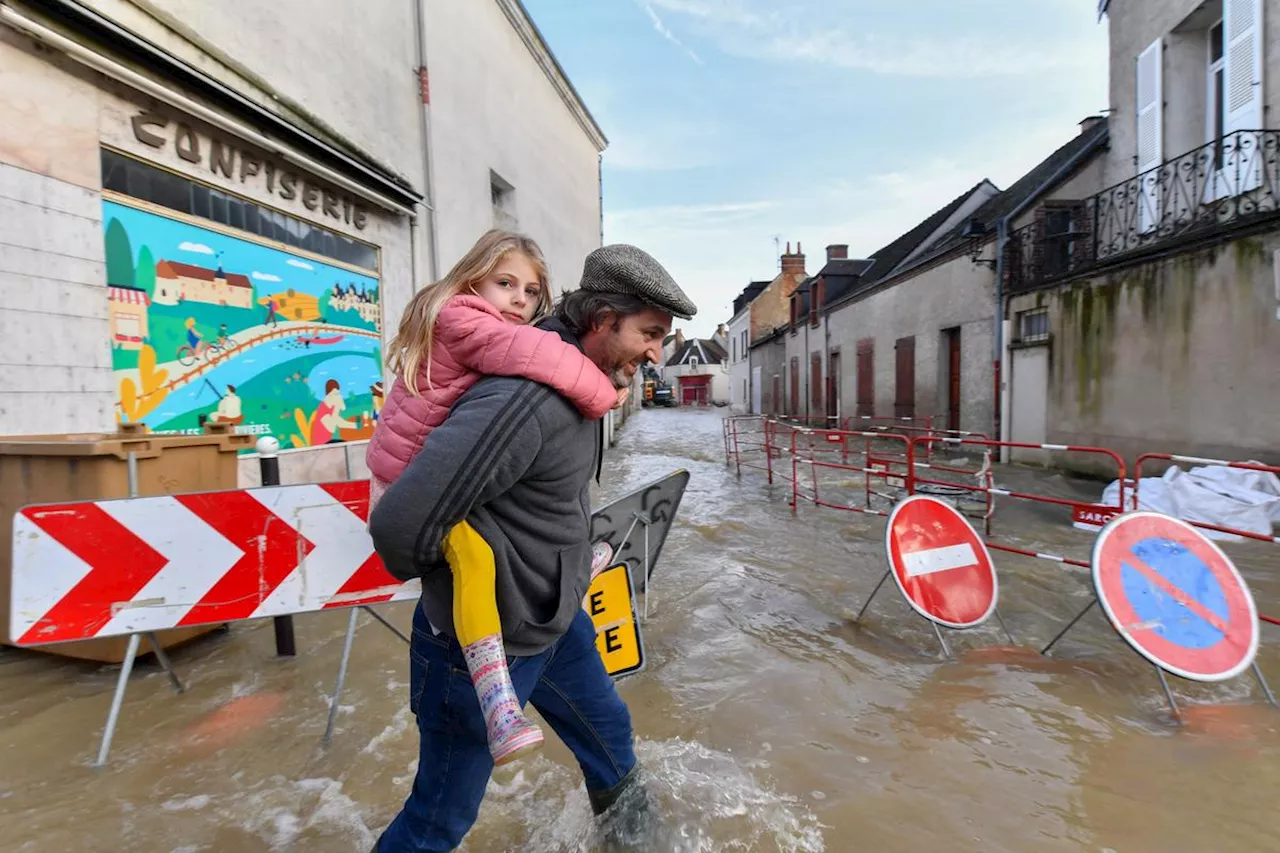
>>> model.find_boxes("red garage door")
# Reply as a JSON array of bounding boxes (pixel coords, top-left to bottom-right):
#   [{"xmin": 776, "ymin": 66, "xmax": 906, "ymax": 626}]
[{"xmin": 681, "ymin": 375, "xmax": 710, "ymax": 406}]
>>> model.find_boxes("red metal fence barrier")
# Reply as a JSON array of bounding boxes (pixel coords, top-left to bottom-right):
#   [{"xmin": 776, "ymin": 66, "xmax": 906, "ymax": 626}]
[
  {"xmin": 908, "ymin": 436, "xmax": 1128, "ymax": 570},
  {"xmin": 722, "ymin": 416, "xmax": 1278, "ymax": 628},
  {"xmin": 788, "ymin": 427, "xmax": 913, "ymax": 517},
  {"xmin": 724, "ymin": 416, "xmax": 776, "ymax": 483}
]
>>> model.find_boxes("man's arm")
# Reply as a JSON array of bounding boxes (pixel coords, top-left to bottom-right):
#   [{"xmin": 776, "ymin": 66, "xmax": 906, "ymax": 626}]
[{"xmin": 368, "ymin": 378, "xmax": 548, "ymax": 578}]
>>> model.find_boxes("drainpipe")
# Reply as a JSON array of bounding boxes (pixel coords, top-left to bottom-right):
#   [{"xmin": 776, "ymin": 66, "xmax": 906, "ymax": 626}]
[
  {"xmin": 803, "ymin": 305, "xmax": 810, "ymax": 421},
  {"xmin": 413, "ymin": 0, "xmax": 441, "ymax": 286},
  {"xmin": 992, "ymin": 217, "xmax": 1007, "ymax": 445},
  {"xmin": 823, "ymin": 310, "xmax": 832, "ymax": 425},
  {"xmin": 992, "ymin": 124, "xmax": 1108, "ymax": 449}
]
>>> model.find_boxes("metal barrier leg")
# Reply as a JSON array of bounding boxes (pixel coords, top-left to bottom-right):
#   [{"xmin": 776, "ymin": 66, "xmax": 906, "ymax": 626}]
[
  {"xmin": 323, "ymin": 608, "xmax": 360, "ymax": 748},
  {"xmin": 1253, "ymin": 662, "xmax": 1278, "ymax": 708},
  {"xmin": 359, "ymin": 606, "xmax": 410, "ymax": 644},
  {"xmin": 930, "ymin": 622, "xmax": 953, "ymax": 659},
  {"xmin": 146, "ymin": 633, "xmax": 186, "ymax": 694},
  {"xmin": 1155, "ymin": 667, "xmax": 1181, "ymax": 722},
  {"xmin": 642, "ymin": 517, "xmax": 652, "ymax": 621},
  {"xmin": 993, "ymin": 608, "xmax": 1016, "ymax": 646},
  {"xmin": 1041, "ymin": 598, "xmax": 1098, "ymax": 655},
  {"xmin": 854, "ymin": 571, "xmax": 891, "ymax": 623},
  {"xmin": 95, "ymin": 633, "xmax": 142, "ymax": 767}
]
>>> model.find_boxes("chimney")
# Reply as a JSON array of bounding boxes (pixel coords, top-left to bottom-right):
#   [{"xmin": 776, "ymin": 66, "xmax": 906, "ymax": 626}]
[
  {"xmin": 826, "ymin": 244, "xmax": 848, "ymax": 262},
  {"xmin": 674, "ymin": 328, "xmax": 686, "ymax": 349},
  {"xmin": 715, "ymin": 323, "xmax": 728, "ymax": 343},
  {"xmin": 1079, "ymin": 115, "xmax": 1104, "ymax": 135},
  {"xmin": 780, "ymin": 240, "xmax": 806, "ymax": 275}
]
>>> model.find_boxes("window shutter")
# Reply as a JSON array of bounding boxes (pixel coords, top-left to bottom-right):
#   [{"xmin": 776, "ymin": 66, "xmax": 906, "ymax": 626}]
[
  {"xmin": 1225, "ymin": 0, "xmax": 1264, "ymax": 191},
  {"xmin": 1136, "ymin": 39, "xmax": 1163, "ymax": 233},
  {"xmin": 1224, "ymin": 0, "xmax": 1263, "ymax": 134}
]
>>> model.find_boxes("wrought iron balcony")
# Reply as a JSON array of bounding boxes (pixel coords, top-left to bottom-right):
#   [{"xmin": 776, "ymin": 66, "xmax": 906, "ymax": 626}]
[{"xmin": 1005, "ymin": 129, "xmax": 1280, "ymax": 294}]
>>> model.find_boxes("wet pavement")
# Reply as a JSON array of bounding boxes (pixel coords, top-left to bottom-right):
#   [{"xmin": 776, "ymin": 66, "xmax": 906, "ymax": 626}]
[{"xmin": 2, "ymin": 407, "xmax": 1279, "ymax": 852}]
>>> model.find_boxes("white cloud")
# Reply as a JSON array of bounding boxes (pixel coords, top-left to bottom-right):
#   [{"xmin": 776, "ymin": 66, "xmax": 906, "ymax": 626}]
[
  {"xmin": 648, "ymin": 0, "xmax": 770, "ymax": 29},
  {"xmin": 605, "ymin": 201, "xmax": 778, "ymax": 335},
  {"xmin": 287, "ymin": 259, "xmax": 314, "ymax": 271},
  {"xmin": 606, "ymin": 120, "xmax": 1098, "ymax": 338},
  {"xmin": 178, "ymin": 241, "xmax": 214, "ymax": 255},
  {"xmin": 580, "ymin": 0, "xmax": 1111, "ymax": 337},
  {"xmin": 603, "ymin": 120, "xmax": 724, "ymax": 171},
  {"xmin": 649, "ymin": 0, "xmax": 1101, "ymax": 78},
  {"xmin": 609, "ymin": 201, "xmax": 775, "ymax": 233},
  {"xmin": 252, "ymin": 272, "xmax": 282, "ymax": 282},
  {"xmin": 751, "ymin": 31, "xmax": 1097, "ymax": 78},
  {"xmin": 637, "ymin": 1, "xmax": 702, "ymax": 64}
]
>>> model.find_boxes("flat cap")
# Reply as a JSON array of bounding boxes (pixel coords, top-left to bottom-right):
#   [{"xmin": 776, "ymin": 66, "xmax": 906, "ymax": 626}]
[{"xmin": 578, "ymin": 244, "xmax": 697, "ymax": 320}]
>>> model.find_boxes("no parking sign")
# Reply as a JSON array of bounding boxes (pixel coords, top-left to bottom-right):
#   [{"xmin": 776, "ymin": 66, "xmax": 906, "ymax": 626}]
[{"xmin": 1093, "ymin": 512, "xmax": 1259, "ymax": 682}]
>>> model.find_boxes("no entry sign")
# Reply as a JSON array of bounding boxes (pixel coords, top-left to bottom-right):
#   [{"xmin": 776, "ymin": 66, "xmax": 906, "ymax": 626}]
[
  {"xmin": 885, "ymin": 495, "xmax": 998, "ymax": 629},
  {"xmin": 1093, "ymin": 511, "xmax": 1259, "ymax": 682}
]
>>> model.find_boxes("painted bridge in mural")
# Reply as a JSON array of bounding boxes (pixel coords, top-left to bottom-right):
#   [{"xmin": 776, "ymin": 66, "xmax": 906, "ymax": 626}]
[{"xmin": 114, "ymin": 321, "xmax": 381, "ymax": 409}]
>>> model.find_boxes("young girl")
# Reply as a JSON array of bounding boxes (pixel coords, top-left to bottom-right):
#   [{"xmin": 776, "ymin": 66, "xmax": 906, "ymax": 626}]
[{"xmin": 366, "ymin": 230, "xmax": 622, "ymax": 765}]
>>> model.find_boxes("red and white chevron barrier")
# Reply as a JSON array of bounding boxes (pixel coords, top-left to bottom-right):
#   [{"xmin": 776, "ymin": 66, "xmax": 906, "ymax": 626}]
[{"xmin": 10, "ymin": 480, "xmax": 419, "ymax": 646}]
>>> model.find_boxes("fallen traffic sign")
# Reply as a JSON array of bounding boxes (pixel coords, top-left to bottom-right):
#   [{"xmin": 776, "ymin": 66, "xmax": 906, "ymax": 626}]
[
  {"xmin": 1093, "ymin": 511, "xmax": 1259, "ymax": 682},
  {"xmin": 885, "ymin": 494, "xmax": 998, "ymax": 629},
  {"xmin": 584, "ymin": 562, "xmax": 645, "ymax": 679}
]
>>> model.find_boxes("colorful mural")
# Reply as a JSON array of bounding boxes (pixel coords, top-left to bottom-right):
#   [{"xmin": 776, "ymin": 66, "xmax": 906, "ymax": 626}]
[{"xmin": 104, "ymin": 199, "xmax": 384, "ymax": 450}]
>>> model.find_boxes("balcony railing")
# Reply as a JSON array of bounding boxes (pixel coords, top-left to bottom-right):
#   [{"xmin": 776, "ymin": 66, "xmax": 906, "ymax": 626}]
[{"xmin": 1005, "ymin": 130, "xmax": 1280, "ymax": 294}]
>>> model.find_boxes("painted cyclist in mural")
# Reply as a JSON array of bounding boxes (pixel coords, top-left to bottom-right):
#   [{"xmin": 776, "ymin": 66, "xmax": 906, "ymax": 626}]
[{"xmin": 181, "ymin": 317, "xmax": 209, "ymax": 360}]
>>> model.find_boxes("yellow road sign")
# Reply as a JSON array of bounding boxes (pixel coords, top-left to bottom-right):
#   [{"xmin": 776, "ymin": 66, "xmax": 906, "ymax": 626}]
[{"xmin": 584, "ymin": 563, "xmax": 645, "ymax": 679}]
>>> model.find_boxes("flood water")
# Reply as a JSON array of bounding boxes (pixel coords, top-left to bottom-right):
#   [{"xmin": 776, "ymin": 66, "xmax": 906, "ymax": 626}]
[{"xmin": 3, "ymin": 408, "xmax": 1279, "ymax": 852}]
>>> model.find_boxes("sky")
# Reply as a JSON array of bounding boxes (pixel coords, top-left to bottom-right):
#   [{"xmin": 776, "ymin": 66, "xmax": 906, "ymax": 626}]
[{"xmin": 521, "ymin": 0, "xmax": 1110, "ymax": 339}]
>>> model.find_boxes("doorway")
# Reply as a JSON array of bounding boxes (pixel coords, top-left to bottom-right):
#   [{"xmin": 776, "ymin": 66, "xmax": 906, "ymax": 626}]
[
  {"xmin": 681, "ymin": 377, "xmax": 709, "ymax": 406},
  {"xmin": 942, "ymin": 327, "xmax": 961, "ymax": 431},
  {"xmin": 1009, "ymin": 345, "xmax": 1049, "ymax": 461}
]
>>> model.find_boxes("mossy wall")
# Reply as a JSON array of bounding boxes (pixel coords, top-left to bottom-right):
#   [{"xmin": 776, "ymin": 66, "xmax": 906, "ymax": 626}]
[{"xmin": 1007, "ymin": 233, "xmax": 1280, "ymax": 474}]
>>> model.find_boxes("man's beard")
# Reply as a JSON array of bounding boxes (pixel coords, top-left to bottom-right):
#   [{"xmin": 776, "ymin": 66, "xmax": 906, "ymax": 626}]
[{"xmin": 609, "ymin": 367, "xmax": 631, "ymax": 389}]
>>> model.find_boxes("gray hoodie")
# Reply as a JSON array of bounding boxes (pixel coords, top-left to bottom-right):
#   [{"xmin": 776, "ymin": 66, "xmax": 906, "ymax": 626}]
[{"xmin": 367, "ymin": 318, "xmax": 602, "ymax": 655}]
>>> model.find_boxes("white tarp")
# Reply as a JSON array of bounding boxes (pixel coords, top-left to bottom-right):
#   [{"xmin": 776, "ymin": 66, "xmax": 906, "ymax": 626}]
[{"xmin": 1075, "ymin": 464, "xmax": 1280, "ymax": 541}]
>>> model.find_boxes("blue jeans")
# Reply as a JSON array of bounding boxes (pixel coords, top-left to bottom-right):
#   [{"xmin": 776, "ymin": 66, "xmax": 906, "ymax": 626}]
[{"xmin": 375, "ymin": 602, "xmax": 639, "ymax": 851}]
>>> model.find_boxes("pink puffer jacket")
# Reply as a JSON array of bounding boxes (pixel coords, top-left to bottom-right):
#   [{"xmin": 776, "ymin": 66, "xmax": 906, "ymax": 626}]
[{"xmin": 365, "ymin": 294, "xmax": 617, "ymax": 485}]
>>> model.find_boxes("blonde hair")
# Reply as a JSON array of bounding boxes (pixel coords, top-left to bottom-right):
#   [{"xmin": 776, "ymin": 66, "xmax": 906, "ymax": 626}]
[{"xmin": 387, "ymin": 229, "xmax": 552, "ymax": 396}]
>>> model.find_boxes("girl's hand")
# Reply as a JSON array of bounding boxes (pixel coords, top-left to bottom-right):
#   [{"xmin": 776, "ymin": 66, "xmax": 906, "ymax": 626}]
[{"xmin": 612, "ymin": 386, "xmax": 630, "ymax": 410}]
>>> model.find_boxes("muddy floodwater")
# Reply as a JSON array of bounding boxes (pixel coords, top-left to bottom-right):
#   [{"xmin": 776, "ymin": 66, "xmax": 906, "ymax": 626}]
[{"xmin": 2, "ymin": 408, "xmax": 1279, "ymax": 852}]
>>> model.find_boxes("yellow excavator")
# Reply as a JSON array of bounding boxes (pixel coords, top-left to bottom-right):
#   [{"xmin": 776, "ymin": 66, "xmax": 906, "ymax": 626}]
[{"xmin": 641, "ymin": 366, "xmax": 677, "ymax": 408}]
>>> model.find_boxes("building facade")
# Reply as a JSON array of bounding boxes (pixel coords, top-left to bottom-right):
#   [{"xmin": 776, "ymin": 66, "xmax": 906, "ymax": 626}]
[
  {"xmin": 759, "ymin": 121, "xmax": 1108, "ymax": 444},
  {"xmin": 747, "ymin": 245, "xmax": 808, "ymax": 416},
  {"xmin": 663, "ymin": 330, "xmax": 729, "ymax": 406},
  {"xmin": 0, "ymin": 0, "xmax": 606, "ymax": 484},
  {"xmin": 726, "ymin": 301, "xmax": 752, "ymax": 414},
  {"xmin": 1005, "ymin": 0, "xmax": 1280, "ymax": 472}
]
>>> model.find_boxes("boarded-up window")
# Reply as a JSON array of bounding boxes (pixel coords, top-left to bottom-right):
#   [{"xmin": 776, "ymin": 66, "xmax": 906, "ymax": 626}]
[
  {"xmin": 894, "ymin": 336, "xmax": 915, "ymax": 421},
  {"xmin": 810, "ymin": 353, "xmax": 823, "ymax": 410},
  {"xmin": 856, "ymin": 338, "xmax": 874, "ymax": 418}
]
